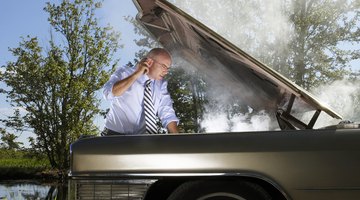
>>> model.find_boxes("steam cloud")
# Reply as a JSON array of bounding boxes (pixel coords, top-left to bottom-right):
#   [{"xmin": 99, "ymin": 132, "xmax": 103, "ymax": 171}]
[
  {"xmin": 172, "ymin": 53, "xmax": 276, "ymax": 133},
  {"xmin": 169, "ymin": 0, "xmax": 293, "ymax": 56},
  {"xmin": 170, "ymin": 0, "xmax": 291, "ymax": 132},
  {"xmin": 308, "ymin": 80, "xmax": 360, "ymax": 128},
  {"xmin": 201, "ymin": 109, "xmax": 272, "ymax": 132}
]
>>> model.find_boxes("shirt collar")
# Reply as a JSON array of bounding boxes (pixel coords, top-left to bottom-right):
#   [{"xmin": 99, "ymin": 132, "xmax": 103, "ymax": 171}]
[{"xmin": 140, "ymin": 74, "xmax": 154, "ymax": 85}]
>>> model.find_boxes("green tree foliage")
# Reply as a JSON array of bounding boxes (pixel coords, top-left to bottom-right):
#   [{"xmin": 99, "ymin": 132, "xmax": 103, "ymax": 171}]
[
  {"xmin": 286, "ymin": 0, "xmax": 359, "ymax": 89},
  {"xmin": 166, "ymin": 68, "xmax": 208, "ymax": 133},
  {"xmin": 172, "ymin": 0, "xmax": 359, "ymax": 89},
  {"xmin": 252, "ymin": 0, "xmax": 359, "ymax": 89},
  {"xmin": 0, "ymin": 129, "xmax": 23, "ymax": 150},
  {"xmin": 0, "ymin": 0, "xmax": 120, "ymax": 173},
  {"xmin": 0, "ymin": 109, "xmax": 25, "ymax": 150}
]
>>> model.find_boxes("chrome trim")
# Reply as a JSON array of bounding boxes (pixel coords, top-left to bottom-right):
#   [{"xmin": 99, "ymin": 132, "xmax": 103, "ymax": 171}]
[
  {"xmin": 70, "ymin": 172, "xmax": 226, "ymax": 178},
  {"xmin": 296, "ymin": 187, "xmax": 360, "ymax": 191},
  {"xmin": 70, "ymin": 179, "xmax": 156, "ymax": 200}
]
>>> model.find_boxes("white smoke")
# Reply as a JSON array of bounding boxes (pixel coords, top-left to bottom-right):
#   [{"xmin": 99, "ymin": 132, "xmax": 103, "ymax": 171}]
[
  {"xmin": 169, "ymin": 0, "xmax": 293, "ymax": 55},
  {"xmin": 168, "ymin": 0, "xmax": 293, "ymax": 132},
  {"xmin": 172, "ymin": 52, "xmax": 275, "ymax": 133},
  {"xmin": 201, "ymin": 109, "xmax": 272, "ymax": 132},
  {"xmin": 308, "ymin": 79, "xmax": 360, "ymax": 128}
]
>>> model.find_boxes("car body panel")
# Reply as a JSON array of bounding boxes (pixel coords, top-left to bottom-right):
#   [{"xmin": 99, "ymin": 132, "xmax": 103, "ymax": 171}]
[{"xmin": 70, "ymin": 129, "xmax": 360, "ymax": 199}]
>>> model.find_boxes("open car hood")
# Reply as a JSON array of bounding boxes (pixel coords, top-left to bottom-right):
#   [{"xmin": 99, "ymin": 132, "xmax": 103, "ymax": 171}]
[{"xmin": 132, "ymin": 0, "xmax": 342, "ymax": 130}]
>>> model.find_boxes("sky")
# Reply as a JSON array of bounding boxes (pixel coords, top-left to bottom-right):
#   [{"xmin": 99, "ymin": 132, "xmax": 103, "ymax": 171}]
[
  {"xmin": 0, "ymin": 0, "xmax": 141, "ymax": 69},
  {"xmin": 0, "ymin": 0, "xmax": 141, "ymax": 146}
]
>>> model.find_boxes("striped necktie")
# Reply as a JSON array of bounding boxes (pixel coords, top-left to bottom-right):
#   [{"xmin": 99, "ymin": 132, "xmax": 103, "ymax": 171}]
[{"xmin": 144, "ymin": 79, "xmax": 158, "ymax": 134}]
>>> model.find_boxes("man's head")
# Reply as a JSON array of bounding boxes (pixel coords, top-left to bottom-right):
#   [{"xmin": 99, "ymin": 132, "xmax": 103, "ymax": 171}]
[{"xmin": 145, "ymin": 48, "xmax": 172, "ymax": 80}]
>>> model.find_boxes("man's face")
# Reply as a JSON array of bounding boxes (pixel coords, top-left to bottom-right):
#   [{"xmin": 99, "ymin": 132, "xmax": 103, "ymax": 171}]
[{"xmin": 148, "ymin": 54, "xmax": 171, "ymax": 80}]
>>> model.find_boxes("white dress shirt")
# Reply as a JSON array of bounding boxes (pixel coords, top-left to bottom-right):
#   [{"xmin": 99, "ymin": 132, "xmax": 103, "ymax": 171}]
[{"xmin": 103, "ymin": 66, "xmax": 179, "ymax": 134}]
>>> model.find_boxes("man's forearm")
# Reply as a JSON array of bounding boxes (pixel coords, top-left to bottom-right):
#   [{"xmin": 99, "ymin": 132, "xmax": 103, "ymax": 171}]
[
  {"xmin": 112, "ymin": 70, "xmax": 142, "ymax": 96},
  {"xmin": 112, "ymin": 59, "xmax": 151, "ymax": 96}
]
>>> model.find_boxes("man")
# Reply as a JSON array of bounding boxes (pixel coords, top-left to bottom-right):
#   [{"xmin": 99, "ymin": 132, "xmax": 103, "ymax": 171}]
[{"xmin": 102, "ymin": 48, "xmax": 179, "ymax": 135}]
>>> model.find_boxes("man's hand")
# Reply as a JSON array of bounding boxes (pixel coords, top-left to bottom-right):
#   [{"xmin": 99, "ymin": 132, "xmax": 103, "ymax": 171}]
[
  {"xmin": 136, "ymin": 58, "xmax": 153, "ymax": 75},
  {"xmin": 112, "ymin": 58, "xmax": 154, "ymax": 96},
  {"xmin": 167, "ymin": 121, "xmax": 179, "ymax": 133}
]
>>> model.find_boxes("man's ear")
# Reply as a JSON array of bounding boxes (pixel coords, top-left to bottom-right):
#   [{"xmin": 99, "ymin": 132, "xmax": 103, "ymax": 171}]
[{"xmin": 146, "ymin": 58, "xmax": 154, "ymax": 67}]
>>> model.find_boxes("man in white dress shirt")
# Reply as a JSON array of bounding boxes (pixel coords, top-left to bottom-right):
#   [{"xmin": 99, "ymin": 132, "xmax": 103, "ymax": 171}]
[{"xmin": 102, "ymin": 48, "xmax": 179, "ymax": 135}]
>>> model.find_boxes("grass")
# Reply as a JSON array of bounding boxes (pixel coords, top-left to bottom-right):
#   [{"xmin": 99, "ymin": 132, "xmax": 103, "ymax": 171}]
[{"xmin": 0, "ymin": 148, "xmax": 53, "ymax": 179}]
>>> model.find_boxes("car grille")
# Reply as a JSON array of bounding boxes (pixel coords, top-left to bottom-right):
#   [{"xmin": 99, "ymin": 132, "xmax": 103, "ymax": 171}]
[{"xmin": 72, "ymin": 179, "xmax": 156, "ymax": 200}]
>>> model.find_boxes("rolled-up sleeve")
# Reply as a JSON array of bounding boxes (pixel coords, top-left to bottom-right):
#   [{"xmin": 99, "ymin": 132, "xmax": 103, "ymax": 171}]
[
  {"xmin": 103, "ymin": 68, "xmax": 126, "ymax": 101},
  {"xmin": 157, "ymin": 81, "xmax": 179, "ymax": 128}
]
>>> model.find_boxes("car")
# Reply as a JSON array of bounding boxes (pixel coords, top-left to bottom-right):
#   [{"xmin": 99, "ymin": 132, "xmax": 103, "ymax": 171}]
[{"xmin": 68, "ymin": 0, "xmax": 360, "ymax": 199}]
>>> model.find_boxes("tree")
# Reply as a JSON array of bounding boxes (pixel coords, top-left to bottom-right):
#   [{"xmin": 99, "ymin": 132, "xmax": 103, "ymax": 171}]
[
  {"xmin": 0, "ymin": 109, "xmax": 24, "ymax": 150},
  {"xmin": 0, "ymin": 0, "xmax": 120, "ymax": 173},
  {"xmin": 240, "ymin": 0, "xmax": 360, "ymax": 89},
  {"xmin": 0, "ymin": 129, "xmax": 23, "ymax": 150},
  {"xmin": 286, "ymin": 0, "xmax": 360, "ymax": 89},
  {"xmin": 166, "ymin": 68, "xmax": 208, "ymax": 133},
  {"xmin": 171, "ymin": 0, "xmax": 359, "ymax": 89}
]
